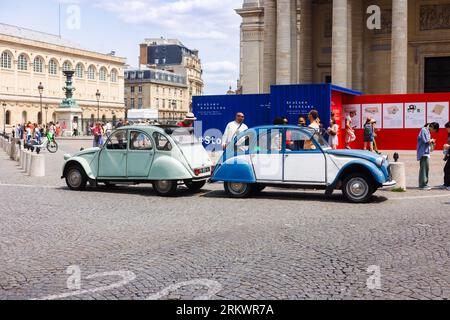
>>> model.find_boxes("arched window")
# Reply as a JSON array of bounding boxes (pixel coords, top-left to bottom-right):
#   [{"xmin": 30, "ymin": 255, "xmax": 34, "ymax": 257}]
[
  {"xmin": 99, "ymin": 67, "xmax": 107, "ymax": 81},
  {"xmin": 5, "ymin": 110, "xmax": 11, "ymax": 125},
  {"xmin": 62, "ymin": 61, "xmax": 72, "ymax": 71},
  {"xmin": 18, "ymin": 54, "xmax": 28, "ymax": 71},
  {"xmin": 88, "ymin": 66, "xmax": 96, "ymax": 80},
  {"xmin": 49, "ymin": 59, "xmax": 58, "ymax": 75},
  {"xmin": 111, "ymin": 69, "xmax": 118, "ymax": 82},
  {"xmin": 33, "ymin": 57, "xmax": 44, "ymax": 73},
  {"xmin": 1, "ymin": 51, "xmax": 12, "ymax": 69},
  {"xmin": 75, "ymin": 63, "xmax": 84, "ymax": 78}
]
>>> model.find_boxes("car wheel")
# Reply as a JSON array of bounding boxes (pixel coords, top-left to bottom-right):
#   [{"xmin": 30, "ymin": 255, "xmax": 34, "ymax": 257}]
[
  {"xmin": 153, "ymin": 180, "xmax": 178, "ymax": 197},
  {"xmin": 342, "ymin": 173, "xmax": 373, "ymax": 203},
  {"xmin": 65, "ymin": 165, "xmax": 87, "ymax": 191},
  {"xmin": 224, "ymin": 182, "xmax": 253, "ymax": 198},
  {"xmin": 184, "ymin": 180, "xmax": 206, "ymax": 191}
]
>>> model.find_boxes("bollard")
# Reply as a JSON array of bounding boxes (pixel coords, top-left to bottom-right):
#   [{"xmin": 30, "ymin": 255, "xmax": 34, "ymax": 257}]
[
  {"xmin": 13, "ymin": 142, "xmax": 20, "ymax": 162},
  {"xmin": 20, "ymin": 148, "xmax": 25, "ymax": 168},
  {"xmin": 6, "ymin": 141, "xmax": 11, "ymax": 156},
  {"xmin": 25, "ymin": 151, "xmax": 32, "ymax": 174},
  {"xmin": 390, "ymin": 162, "xmax": 406, "ymax": 190},
  {"xmin": 29, "ymin": 153, "xmax": 45, "ymax": 177},
  {"xmin": 10, "ymin": 139, "xmax": 16, "ymax": 160}
]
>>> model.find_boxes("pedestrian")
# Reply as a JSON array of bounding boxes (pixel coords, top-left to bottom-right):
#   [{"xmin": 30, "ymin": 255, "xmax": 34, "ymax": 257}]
[
  {"xmin": 345, "ymin": 111, "xmax": 356, "ymax": 149},
  {"xmin": 298, "ymin": 116, "xmax": 307, "ymax": 127},
  {"xmin": 177, "ymin": 113, "xmax": 197, "ymax": 128},
  {"xmin": 327, "ymin": 113, "xmax": 339, "ymax": 150},
  {"xmin": 222, "ymin": 112, "xmax": 248, "ymax": 150},
  {"xmin": 116, "ymin": 119, "xmax": 124, "ymax": 129},
  {"xmin": 72, "ymin": 121, "xmax": 78, "ymax": 137},
  {"xmin": 304, "ymin": 110, "xmax": 320, "ymax": 150},
  {"xmin": 363, "ymin": 118, "xmax": 375, "ymax": 152},
  {"xmin": 442, "ymin": 121, "xmax": 450, "ymax": 191},
  {"xmin": 417, "ymin": 122, "xmax": 440, "ymax": 190},
  {"xmin": 372, "ymin": 120, "xmax": 381, "ymax": 154},
  {"xmin": 105, "ymin": 121, "xmax": 113, "ymax": 137},
  {"xmin": 92, "ymin": 122, "xmax": 103, "ymax": 148}
]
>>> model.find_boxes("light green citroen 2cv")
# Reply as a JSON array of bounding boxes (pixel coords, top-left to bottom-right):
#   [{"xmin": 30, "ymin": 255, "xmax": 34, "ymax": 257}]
[{"xmin": 62, "ymin": 126, "xmax": 213, "ymax": 196}]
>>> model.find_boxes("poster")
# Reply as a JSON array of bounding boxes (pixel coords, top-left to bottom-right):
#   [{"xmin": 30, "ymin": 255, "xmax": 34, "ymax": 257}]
[
  {"xmin": 342, "ymin": 104, "xmax": 361, "ymax": 129},
  {"xmin": 362, "ymin": 104, "xmax": 382, "ymax": 126},
  {"xmin": 405, "ymin": 102, "xmax": 426, "ymax": 128},
  {"xmin": 427, "ymin": 102, "xmax": 449, "ymax": 127},
  {"xmin": 382, "ymin": 103, "xmax": 404, "ymax": 128}
]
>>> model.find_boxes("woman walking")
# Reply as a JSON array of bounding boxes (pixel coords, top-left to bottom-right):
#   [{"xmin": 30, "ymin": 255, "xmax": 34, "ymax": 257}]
[{"xmin": 327, "ymin": 113, "xmax": 339, "ymax": 150}]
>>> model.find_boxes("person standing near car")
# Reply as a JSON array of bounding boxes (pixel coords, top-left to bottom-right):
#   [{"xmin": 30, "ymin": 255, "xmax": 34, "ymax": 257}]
[
  {"xmin": 222, "ymin": 112, "xmax": 248, "ymax": 150},
  {"xmin": 327, "ymin": 113, "xmax": 339, "ymax": 150},
  {"xmin": 442, "ymin": 122, "xmax": 450, "ymax": 191},
  {"xmin": 177, "ymin": 113, "xmax": 197, "ymax": 128},
  {"xmin": 417, "ymin": 122, "xmax": 440, "ymax": 190},
  {"xmin": 92, "ymin": 122, "xmax": 103, "ymax": 148},
  {"xmin": 363, "ymin": 118, "xmax": 375, "ymax": 152},
  {"xmin": 345, "ymin": 111, "xmax": 356, "ymax": 149},
  {"xmin": 304, "ymin": 110, "xmax": 320, "ymax": 150}
]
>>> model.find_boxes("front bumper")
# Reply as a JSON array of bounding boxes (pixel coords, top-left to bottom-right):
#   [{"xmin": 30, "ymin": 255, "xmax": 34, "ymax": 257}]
[{"xmin": 382, "ymin": 180, "xmax": 397, "ymax": 188}]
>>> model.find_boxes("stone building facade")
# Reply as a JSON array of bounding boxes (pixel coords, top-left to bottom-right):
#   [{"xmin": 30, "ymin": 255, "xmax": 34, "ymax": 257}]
[
  {"xmin": 139, "ymin": 38, "xmax": 204, "ymax": 105},
  {"xmin": 237, "ymin": 0, "xmax": 450, "ymax": 95},
  {"xmin": 0, "ymin": 23, "xmax": 126, "ymax": 132},
  {"xmin": 124, "ymin": 68, "xmax": 190, "ymax": 120}
]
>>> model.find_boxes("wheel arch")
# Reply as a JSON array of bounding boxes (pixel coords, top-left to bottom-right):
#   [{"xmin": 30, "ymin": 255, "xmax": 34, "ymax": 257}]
[
  {"xmin": 332, "ymin": 161, "xmax": 384, "ymax": 189},
  {"xmin": 63, "ymin": 158, "xmax": 95, "ymax": 180}
]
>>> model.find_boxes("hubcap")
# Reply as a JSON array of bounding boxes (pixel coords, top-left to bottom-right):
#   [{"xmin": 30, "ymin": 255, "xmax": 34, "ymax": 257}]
[
  {"xmin": 68, "ymin": 169, "xmax": 82, "ymax": 188},
  {"xmin": 347, "ymin": 178, "xmax": 368, "ymax": 199},
  {"xmin": 229, "ymin": 183, "xmax": 246, "ymax": 194},
  {"xmin": 156, "ymin": 180, "xmax": 172, "ymax": 192}
]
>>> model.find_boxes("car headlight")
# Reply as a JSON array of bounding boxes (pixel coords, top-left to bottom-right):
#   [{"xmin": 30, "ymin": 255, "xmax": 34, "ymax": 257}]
[{"xmin": 375, "ymin": 157, "xmax": 384, "ymax": 167}]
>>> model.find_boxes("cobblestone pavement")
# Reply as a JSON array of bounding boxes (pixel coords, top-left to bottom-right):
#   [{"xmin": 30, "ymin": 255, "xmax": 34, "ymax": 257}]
[{"xmin": 0, "ymin": 139, "xmax": 449, "ymax": 300}]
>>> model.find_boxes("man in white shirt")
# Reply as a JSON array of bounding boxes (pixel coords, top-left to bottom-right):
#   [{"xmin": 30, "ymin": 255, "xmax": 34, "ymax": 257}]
[
  {"xmin": 105, "ymin": 122, "xmax": 113, "ymax": 137},
  {"xmin": 222, "ymin": 112, "xmax": 248, "ymax": 150}
]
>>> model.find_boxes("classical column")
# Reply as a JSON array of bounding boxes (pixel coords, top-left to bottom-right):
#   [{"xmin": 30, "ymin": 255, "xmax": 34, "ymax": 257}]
[
  {"xmin": 351, "ymin": 0, "xmax": 364, "ymax": 91},
  {"xmin": 298, "ymin": 0, "xmax": 313, "ymax": 84},
  {"xmin": 263, "ymin": 0, "xmax": 277, "ymax": 93},
  {"xmin": 332, "ymin": 0, "xmax": 348, "ymax": 87},
  {"xmin": 390, "ymin": 0, "xmax": 408, "ymax": 94},
  {"xmin": 290, "ymin": 0, "xmax": 298, "ymax": 83},
  {"xmin": 276, "ymin": 0, "xmax": 292, "ymax": 85}
]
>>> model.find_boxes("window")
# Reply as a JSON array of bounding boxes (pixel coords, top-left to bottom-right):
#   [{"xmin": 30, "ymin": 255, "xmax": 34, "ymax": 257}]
[
  {"xmin": 130, "ymin": 131, "xmax": 153, "ymax": 151},
  {"xmin": 99, "ymin": 67, "xmax": 107, "ymax": 81},
  {"xmin": 5, "ymin": 110, "xmax": 11, "ymax": 125},
  {"xmin": 111, "ymin": 69, "xmax": 117, "ymax": 82},
  {"xmin": 256, "ymin": 129, "xmax": 283, "ymax": 153},
  {"xmin": 138, "ymin": 86, "xmax": 142, "ymax": 93},
  {"xmin": 1, "ymin": 51, "xmax": 12, "ymax": 69},
  {"xmin": 88, "ymin": 66, "xmax": 96, "ymax": 80},
  {"xmin": 106, "ymin": 130, "xmax": 128, "ymax": 150},
  {"xmin": 130, "ymin": 98, "xmax": 135, "ymax": 109},
  {"xmin": 285, "ymin": 129, "xmax": 311, "ymax": 152},
  {"xmin": 153, "ymin": 132, "xmax": 172, "ymax": 151},
  {"xmin": 63, "ymin": 61, "xmax": 72, "ymax": 71},
  {"xmin": 18, "ymin": 54, "xmax": 28, "ymax": 71},
  {"xmin": 130, "ymin": 86, "xmax": 135, "ymax": 93},
  {"xmin": 75, "ymin": 63, "xmax": 84, "ymax": 78},
  {"xmin": 33, "ymin": 57, "xmax": 43, "ymax": 73},
  {"xmin": 49, "ymin": 59, "xmax": 58, "ymax": 75},
  {"xmin": 138, "ymin": 98, "xmax": 143, "ymax": 109}
]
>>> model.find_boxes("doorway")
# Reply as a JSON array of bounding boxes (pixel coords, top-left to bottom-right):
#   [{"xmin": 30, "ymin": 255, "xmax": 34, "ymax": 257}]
[{"xmin": 424, "ymin": 56, "xmax": 450, "ymax": 92}]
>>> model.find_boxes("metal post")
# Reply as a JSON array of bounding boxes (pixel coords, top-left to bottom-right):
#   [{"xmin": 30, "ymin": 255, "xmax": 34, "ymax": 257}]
[
  {"xmin": 38, "ymin": 82, "xmax": 44, "ymax": 125},
  {"xmin": 2, "ymin": 102, "xmax": 6, "ymax": 136},
  {"xmin": 96, "ymin": 89, "xmax": 101, "ymax": 123}
]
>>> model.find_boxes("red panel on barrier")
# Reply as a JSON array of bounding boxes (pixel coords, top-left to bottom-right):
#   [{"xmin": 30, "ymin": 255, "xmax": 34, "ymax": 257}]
[{"xmin": 342, "ymin": 92, "xmax": 450, "ymax": 151}]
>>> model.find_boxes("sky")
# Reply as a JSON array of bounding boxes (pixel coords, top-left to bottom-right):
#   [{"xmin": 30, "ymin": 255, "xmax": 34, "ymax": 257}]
[{"xmin": 0, "ymin": 0, "xmax": 243, "ymax": 95}]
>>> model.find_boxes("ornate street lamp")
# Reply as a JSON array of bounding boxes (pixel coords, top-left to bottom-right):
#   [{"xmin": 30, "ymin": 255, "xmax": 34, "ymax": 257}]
[
  {"xmin": 2, "ymin": 102, "xmax": 6, "ymax": 136},
  {"xmin": 38, "ymin": 82, "xmax": 44, "ymax": 125},
  {"xmin": 96, "ymin": 89, "xmax": 101, "ymax": 123}
]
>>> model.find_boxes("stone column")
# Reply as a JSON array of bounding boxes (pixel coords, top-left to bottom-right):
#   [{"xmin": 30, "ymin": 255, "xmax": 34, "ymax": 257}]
[
  {"xmin": 391, "ymin": 0, "xmax": 408, "ymax": 94},
  {"xmin": 263, "ymin": 0, "xmax": 277, "ymax": 93},
  {"xmin": 276, "ymin": 0, "xmax": 292, "ymax": 85},
  {"xmin": 298, "ymin": 0, "xmax": 313, "ymax": 84},
  {"xmin": 351, "ymin": 0, "xmax": 364, "ymax": 91},
  {"xmin": 332, "ymin": 0, "xmax": 348, "ymax": 87}
]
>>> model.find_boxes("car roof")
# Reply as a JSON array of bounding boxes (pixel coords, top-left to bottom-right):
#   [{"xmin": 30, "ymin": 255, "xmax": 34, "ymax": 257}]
[{"xmin": 118, "ymin": 125, "xmax": 166, "ymax": 134}]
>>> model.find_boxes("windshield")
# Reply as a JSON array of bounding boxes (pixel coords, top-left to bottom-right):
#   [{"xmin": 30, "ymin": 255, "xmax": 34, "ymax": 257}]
[{"xmin": 164, "ymin": 127, "xmax": 201, "ymax": 145}]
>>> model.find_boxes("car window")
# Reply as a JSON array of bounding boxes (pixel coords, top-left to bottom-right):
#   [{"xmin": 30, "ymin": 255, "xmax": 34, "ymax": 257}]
[
  {"xmin": 256, "ymin": 129, "xmax": 283, "ymax": 153},
  {"xmin": 286, "ymin": 129, "xmax": 313, "ymax": 152},
  {"xmin": 106, "ymin": 130, "xmax": 127, "ymax": 150},
  {"xmin": 153, "ymin": 132, "xmax": 172, "ymax": 151},
  {"xmin": 130, "ymin": 131, "xmax": 153, "ymax": 151}
]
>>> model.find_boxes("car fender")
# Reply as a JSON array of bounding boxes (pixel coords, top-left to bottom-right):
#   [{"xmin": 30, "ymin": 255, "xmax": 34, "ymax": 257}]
[
  {"xmin": 331, "ymin": 160, "xmax": 386, "ymax": 187},
  {"xmin": 149, "ymin": 155, "xmax": 192, "ymax": 180},
  {"xmin": 63, "ymin": 157, "xmax": 96, "ymax": 180},
  {"xmin": 211, "ymin": 155, "xmax": 256, "ymax": 183}
]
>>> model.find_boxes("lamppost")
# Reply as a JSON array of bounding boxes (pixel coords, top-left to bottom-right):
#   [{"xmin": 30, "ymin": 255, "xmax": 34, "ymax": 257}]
[
  {"xmin": 96, "ymin": 89, "xmax": 101, "ymax": 123},
  {"xmin": 44, "ymin": 105, "xmax": 49, "ymax": 125},
  {"xmin": 2, "ymin": 102, "xmax": 6, "ymax": 136},
  {"xmin": 38, "ymin": 82, "xmax": 44, "ymax": 125},
  {"xmin": 171, "ymin": 100, "xmax": 176, "ymax": 121}
]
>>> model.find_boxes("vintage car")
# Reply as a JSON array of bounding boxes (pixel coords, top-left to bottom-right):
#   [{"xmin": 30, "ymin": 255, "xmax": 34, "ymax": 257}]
[
  {"xmin": 62, "ymin": 126, "xmax": 213, "ymax": 196},
  {"xmin": 210, "ymin": 126, "xmax": 396, "ymax": 203}
]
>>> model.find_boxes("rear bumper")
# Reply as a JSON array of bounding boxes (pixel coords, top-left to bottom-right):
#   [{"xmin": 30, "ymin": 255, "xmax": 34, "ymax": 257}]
[{"xmin": 382, "ymin": 180, "xmax": 397, "ymax": 188}]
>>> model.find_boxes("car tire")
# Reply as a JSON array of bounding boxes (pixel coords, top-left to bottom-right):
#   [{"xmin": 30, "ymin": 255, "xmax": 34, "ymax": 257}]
[
  {"xmin": 184, "ymin": 180, "xmax": 206, "ymax": 191},
  {"xmin": 342, "ymin": 173, "xmax": 373, "ymax": 203},
  {"xmin": 65, "ymin": 165, "xmax": 88, "ymax": 191},
  {"xmin": 224, "ymin": 182, "xmax": 253, "ymax": 198},
  {"xmin": 153, "ymin": 180, "xmax": 178, "ymax": 197}
]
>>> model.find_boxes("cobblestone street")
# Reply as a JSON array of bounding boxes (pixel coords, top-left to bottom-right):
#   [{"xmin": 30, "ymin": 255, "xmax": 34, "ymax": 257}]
[{"xmin": 0, "ymin": 139, "xmax": 449, "ymax": 300}]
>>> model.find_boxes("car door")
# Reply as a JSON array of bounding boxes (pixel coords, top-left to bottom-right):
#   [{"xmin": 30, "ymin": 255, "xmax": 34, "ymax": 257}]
[
  {"xmin": 283, "ymin": 128, "xmax": 326, "ymax": 184},
  {"xmin": 251, "ymin": 128, "xmax": 284, "ymax": 181},
  {"xmin": 127, "ymin": 130, "xmax": 154, "ymax": 177},
  {"xmin": 98, "ymin": 129, "xmax": 128, "ymax": 178}
]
